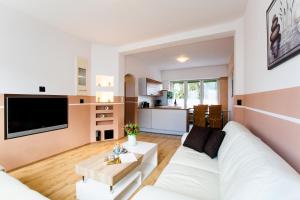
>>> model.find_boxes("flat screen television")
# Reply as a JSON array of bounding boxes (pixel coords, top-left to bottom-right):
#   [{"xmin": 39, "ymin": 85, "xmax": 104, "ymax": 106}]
[{"xmin": 5, "ymin": 94, "xmax": 68, "ymax": 139}]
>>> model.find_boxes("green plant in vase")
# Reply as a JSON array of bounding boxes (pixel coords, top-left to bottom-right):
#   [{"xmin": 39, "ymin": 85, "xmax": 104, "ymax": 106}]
[{"xmin": 125, "ymin": 123, "xmax": 139, "ymax": 146}]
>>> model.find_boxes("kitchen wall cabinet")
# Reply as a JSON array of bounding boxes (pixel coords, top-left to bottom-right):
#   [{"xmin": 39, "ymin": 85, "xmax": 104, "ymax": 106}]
[{"xmin": 139, "ymin": 78, "xmax": 162, "ymax": 96}]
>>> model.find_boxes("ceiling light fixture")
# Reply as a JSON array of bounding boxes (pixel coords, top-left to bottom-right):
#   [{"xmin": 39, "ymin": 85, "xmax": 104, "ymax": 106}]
[{"xmin": 176, "ymin": 56, "xmax": 190, "ymax": 63}]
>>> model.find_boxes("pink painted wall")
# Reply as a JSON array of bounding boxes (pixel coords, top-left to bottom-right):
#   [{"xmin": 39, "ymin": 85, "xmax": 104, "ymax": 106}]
[
  {"xmin": 0, "ymin": 95, "xmax": 91, "ymax": 171},
  {"xmin": 244, "ymin": 109, "xmax": 300, "ymax": 173},
  {"xmin": 233, "ymin": 87, "xmax": 300, "ymax": 173}
]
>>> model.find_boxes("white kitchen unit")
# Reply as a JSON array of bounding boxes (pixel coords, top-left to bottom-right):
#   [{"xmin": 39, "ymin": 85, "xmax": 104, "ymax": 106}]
[
  {"xmin": 138, "ymin": 108, "xmax": 189, "ymax": 135},
  {"xmin": 138, "ymin": 78, "xmax": 162, "ymax": 96},
  {"xmin": 138, "ymin": 109, "xmax": 152, "ymax": 129}
]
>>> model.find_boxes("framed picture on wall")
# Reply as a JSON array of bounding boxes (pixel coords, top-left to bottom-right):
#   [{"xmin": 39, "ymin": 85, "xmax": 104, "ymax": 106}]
[{"xmin": 266, "ymin": 0, "xmax": 300, "ymax": 70}]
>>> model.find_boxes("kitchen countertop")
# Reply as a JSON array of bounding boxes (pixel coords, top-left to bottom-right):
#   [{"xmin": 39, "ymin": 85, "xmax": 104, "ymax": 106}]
[{"xmin": 138, "ymin": 106, "xmax": 189, "ymax": 110}]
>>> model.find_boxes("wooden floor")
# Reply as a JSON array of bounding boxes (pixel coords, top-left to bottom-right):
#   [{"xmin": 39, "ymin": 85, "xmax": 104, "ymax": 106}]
[{"xmin": 9, "ymin": 133, "xmax": 181, "ymax": 200}]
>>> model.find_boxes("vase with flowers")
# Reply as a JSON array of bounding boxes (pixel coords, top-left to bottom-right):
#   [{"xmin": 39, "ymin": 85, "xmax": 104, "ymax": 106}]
[{"xmin": 124, "ymin": 123, "xmax": 139, "ymax": 146}]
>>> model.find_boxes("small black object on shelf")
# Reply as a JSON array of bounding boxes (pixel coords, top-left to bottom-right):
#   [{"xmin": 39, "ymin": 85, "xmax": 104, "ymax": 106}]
[
  {"xmin": 39, "ymin": 86, "xmax": 46, "ymax": 92},
  {"xmin": 237, "ymin": 99, "xmax": 242, "ymax": 106},
  {"xmin": 96, "ymin": 130, "xmax": 101, "ymax": 141},
  {"xmin": 104, "ymin": 130, "xmax": 114, "ymax": 140}
]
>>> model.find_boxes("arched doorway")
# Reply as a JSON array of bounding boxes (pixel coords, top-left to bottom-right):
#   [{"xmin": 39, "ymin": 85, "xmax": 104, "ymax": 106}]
[{"xmin": 124, "ymin": 74, "xmax": 138, "ymax": 126}]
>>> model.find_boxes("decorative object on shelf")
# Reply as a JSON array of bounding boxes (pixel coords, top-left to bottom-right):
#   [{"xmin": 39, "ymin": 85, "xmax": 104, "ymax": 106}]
[
  {"xmin": 267, "ymin": 0, "xmax": 300, "ymax": 70},
  {"xmin": 96, "ymin": 75, "xmax": 114, "ymax": 87},
  {"xmin": 104, "ymin": 154, "xmax": 121, "ymax": 165},
  {"xmin": 113, "ymin": 143, "xmax": 128, "ymax": 157},
  {"xmin": 125, "ymin": 123, "xmax": 139, "ymax": 146},
  {"xmin": 105, "ymin": 106, "xmax": 109, "ymax": 110},
  {"xmin": 104, "ymin": 143, "xmax": 129, "ymax": 165},
  {"xmin": 174, "ymin": 99, "xmax": 177, "ymax": 106},
  {"xmin": 96, "ymin": 92, "xmax": 114, "ymax": 103}
]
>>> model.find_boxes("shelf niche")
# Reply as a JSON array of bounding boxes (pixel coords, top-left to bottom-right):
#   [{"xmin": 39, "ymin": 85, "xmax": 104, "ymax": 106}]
[
  {"xmin": 96, "ymin": 92, "xmax": 114, "ymax": 103},
  {"xmin": 96, "ymin": 75, "xmax": 114, "ymax": 88}
]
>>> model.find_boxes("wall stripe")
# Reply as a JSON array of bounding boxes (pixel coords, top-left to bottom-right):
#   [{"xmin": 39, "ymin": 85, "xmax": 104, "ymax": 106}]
[{"xmin": 234, "ymin": 105, "xmax": 300, "ymax": 125}]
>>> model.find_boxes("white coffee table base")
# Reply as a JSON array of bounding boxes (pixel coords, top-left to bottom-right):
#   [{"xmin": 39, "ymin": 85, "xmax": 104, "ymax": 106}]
[
  {"xmin": 76, "ymin": 171, "xmax": 141, "ymax": 200},
  {"xmin": 123, "ymin": 141, "xmax": 158, "ymax": 181}
]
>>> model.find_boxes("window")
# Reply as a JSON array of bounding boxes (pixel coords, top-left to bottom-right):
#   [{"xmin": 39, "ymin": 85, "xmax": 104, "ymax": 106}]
[
  {"xmin": 203, "ymin": 80, "xmax": 218, "ymax": 105},
  {"xmin": 171, "ymin": 81, "xmax": 185, "ymax": 107},
  {"xmin": 171, "ymin": 79, "xmax": 219, "ymax": 108},
  {"xmin": 187, "ymin": 81, "xmax": 201, "ymax": 109}
]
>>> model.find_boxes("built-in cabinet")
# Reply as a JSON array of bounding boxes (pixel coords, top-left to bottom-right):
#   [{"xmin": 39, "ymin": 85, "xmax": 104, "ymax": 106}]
[
  {"xmin": 76, "ymin": 57, "xmax": 89, "ymax": 95},
  {"xmin": 139, "ymin": 78, "xmax": 162, "ymax": 96},
  {"xmin": 92, "ymin": 105, "xmax": 114, "ymax": 141},
  {"xmin": 90, "ymin": 74, "xmax": 124, "ymax": 142}
]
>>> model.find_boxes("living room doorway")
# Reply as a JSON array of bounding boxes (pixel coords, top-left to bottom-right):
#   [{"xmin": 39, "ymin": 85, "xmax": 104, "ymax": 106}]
[{"xmin": 124, "ymin": 74, "xmax": 138, "ymax": 128}]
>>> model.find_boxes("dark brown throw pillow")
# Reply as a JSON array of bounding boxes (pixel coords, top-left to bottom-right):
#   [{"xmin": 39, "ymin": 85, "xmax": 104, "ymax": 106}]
[
  {"xmin": 183, "ymin": 126, "xmax": 211, "ymax": 152},
  {"xmin": 204, "ymin": 130, "xmax": 226, "ymax": 158}
]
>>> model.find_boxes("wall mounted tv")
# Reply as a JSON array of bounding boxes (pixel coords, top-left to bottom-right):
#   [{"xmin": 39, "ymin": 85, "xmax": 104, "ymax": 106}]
[{"xmin": 5, "ymin": 94, "xmax": 68, "ymax": 139}]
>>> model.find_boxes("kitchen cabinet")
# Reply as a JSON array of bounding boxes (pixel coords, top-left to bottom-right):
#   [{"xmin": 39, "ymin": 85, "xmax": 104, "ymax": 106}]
[
  {"xmin": 138, "ymin": 109, "xmax": 152, "ymax": 129},
  {"xmin": 151, "ymin": 109, "xmax": 187, "ymax": 132},
  {"xmin": 139, "ymin": 78, "xmax": 162, "ymax": 96},
  {"xmin": 138, "ymin": 108, "xmax": 188, "ymax": 135}
]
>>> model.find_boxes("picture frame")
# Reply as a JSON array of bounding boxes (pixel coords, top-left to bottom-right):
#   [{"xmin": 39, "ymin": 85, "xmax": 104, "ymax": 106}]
[{"xmin": 266, "ymin": 0, "xmax": 300, "ymax": 70}]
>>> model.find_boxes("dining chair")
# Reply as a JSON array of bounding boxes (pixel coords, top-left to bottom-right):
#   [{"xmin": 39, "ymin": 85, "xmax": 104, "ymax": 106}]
[
  {"xmin": 209, "ymin": 105, "xmax": 222, "ymax": 129},
  {"xmin": 193, "ymin": 105, "xmax": 208, "ymax": 128}
]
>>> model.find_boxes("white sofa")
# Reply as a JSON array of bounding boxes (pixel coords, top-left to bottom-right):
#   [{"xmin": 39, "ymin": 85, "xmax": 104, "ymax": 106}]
[
  {"xmin": 0, "ymin": 166, "xmax": 48, "ymax": 200},
  {"xmin": 133, "ymin": 121, "xmax": 300, "ymax": 200}
]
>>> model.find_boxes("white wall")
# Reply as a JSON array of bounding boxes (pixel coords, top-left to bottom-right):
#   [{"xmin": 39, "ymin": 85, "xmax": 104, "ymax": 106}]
[
  {"xmin": 233, "ymin": 18, "xmax": 245, "ymax": 95},
  {"xmin": 120, "ymin": 19, "xmax": 245, "ymax": 96},
  {"xmin": 91, "ymin": 44, "xmax": 123, "ymax": 96},
  {"xmin": 124, "ymin": 56, "xmax": 162, "ymax": 96},
  {"xmin": 0, "ymin": 4, "xmax": 91, "ymax": 95},
  {"xmin": 244, "ymin": 0, "xmax": 300, "ymax": 94},
  {"xmin": 161, "ymin": 65, "xmax": 228, "ymax": 89}
]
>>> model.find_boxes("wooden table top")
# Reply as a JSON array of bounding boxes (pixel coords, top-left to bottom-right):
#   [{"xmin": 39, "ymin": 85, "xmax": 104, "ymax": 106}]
[{"xmin": 75, "ymin": 151, "xmax": 143, "ymax": 186}]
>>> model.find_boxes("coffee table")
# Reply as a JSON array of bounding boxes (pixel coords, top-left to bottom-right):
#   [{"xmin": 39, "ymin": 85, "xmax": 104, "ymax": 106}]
[
  {"xmin": 123, "ymin": 141, "xmax": 158, "ymax": 181},
  {"xmin": 75, "ymin": 141, "xmax": 158, "ymax": 200}
]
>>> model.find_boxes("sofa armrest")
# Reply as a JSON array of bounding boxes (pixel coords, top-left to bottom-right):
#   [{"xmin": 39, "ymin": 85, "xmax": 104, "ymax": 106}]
[
  {"xmin": 181, "ymin": 132, "xmax": 189, "ymax": 144},
  {"xmin": 132, "ymin": 186, "xmax": 198, "ymax": 200},
  {"xmin": 0, "ymin": 165, "xmax": 5, "ymax": 172}
]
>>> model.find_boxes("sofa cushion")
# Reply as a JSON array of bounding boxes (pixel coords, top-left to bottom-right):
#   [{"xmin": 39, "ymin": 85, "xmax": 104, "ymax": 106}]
[
  {"xmin": 132, "ymin": 186, "xmax": 198, "ymax": 200},
  {"xmin": 219, "ymin": 122, "xmax": 300, "ymax": 200},
  {"xmin": 0, "ymin": 171, "xmax": 48, "ymax": 200},
  {"xmin": 204, "ymin": 130, "xmax": 225, "ymax": 158},
  {"xmin": 170, "ymin": 146, "xmax": 219, "ymax": 174},
  {"xmin": 183, "ymin": 126, "xmax": 211, "ymax": 152},
  {"xmin": 155, "ymin": 163, "xmax": 219, "ymax": 200}
]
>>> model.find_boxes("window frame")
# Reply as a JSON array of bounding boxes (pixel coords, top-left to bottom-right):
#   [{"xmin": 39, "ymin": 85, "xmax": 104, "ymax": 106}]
[{"xmin": 170, "ymin": 79, "xmax": 219, "ymax": 109}]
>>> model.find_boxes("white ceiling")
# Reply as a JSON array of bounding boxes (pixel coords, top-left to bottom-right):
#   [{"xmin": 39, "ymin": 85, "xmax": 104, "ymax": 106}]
[
  {"xmin": 126, "ymin": 37, "xmax": 234, "ymax": 70},
  {"xmin": 0, "ymin": 0, "xmax": 248, "ymax": 45}
]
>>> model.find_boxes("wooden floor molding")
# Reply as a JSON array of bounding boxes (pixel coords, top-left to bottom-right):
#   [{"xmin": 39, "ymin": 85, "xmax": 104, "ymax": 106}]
[{"xmin": 9, "ymin": 133, "xmax": 181, "ymax": 200}]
